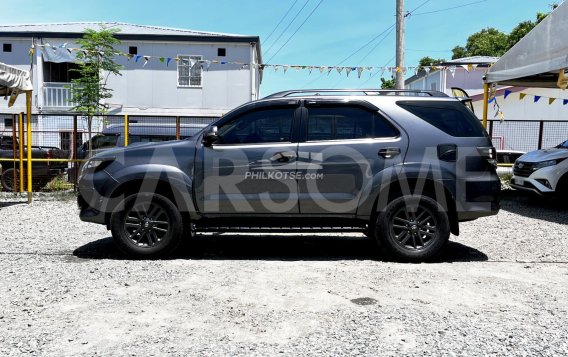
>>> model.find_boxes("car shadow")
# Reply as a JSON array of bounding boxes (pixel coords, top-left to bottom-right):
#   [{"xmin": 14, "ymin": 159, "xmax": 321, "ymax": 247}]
[
  {"xmin": 0, "ymin": 201, "xmax": 26, "ymax": 209},
  {"xmin": 500, "ymin": 191, "xmax": 568, "ymax": 224},
  {"xmin": 72, "ymin": 234, "xmax": 488, "ymax": 263}
]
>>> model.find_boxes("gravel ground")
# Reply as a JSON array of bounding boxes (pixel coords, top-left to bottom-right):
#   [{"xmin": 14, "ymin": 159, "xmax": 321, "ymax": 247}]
[{"xmin": 0, "ymin": 192, "xmax": 567, "ymax": 356}]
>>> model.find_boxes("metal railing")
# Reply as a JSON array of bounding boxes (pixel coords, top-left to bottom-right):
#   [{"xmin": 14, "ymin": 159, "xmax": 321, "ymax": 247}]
[
  {"xmin": 0, "ymin": 113, "xmax": 215, "ymax": 192},
  {"xmin": 42, "ymin": 82, "xmax": 75, "ymax": 109}
]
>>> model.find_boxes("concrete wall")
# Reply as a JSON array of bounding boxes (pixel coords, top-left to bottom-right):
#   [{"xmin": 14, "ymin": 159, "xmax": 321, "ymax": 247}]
[{"xmin": 0, "ymin": 37, "xmax": 258, "ymax": 116}]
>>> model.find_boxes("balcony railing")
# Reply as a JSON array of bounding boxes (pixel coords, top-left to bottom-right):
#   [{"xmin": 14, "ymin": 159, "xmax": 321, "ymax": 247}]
[{"xmin": 42, "ymin": 82, "xmax": 75, "ymax": 110}]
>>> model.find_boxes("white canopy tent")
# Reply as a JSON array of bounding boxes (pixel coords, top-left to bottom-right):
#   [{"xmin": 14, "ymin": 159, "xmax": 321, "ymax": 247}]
[
  {"xmin": 483, "ymin": 2, "xmax": 568, "ymax": 126},
  {"xmin": 0, "ymin": 62, "xmax": 34, "ymax": 202}
]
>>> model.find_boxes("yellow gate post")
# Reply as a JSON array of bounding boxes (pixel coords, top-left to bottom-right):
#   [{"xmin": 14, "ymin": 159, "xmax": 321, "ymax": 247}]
[
  {"xmin": 124, "ymin": 114, "xmax": 129, "ymax": 147},
  {"xmin": 26, "ymin": 91, "xmax": 32, "ymax": 203},
  {"xmin": 18, "ymin": 113, "xmax": 24, "ymax": 193},
  {"xmin": 482, "ymin": 83, "xmax": 489, "ymax": 129}
]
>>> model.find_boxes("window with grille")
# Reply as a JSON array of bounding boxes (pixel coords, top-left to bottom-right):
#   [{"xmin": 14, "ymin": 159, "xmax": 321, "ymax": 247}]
[{"xmin": 177, "ymin": 55, "xmax": 203, "ymax": 87}]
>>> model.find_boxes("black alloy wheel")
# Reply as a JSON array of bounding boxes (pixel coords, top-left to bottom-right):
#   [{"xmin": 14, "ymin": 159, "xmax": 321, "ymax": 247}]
[
  {"xmin": 110, "ymin": 193, "xmax": 183, "ymax": 258},
  {"xmin": 375, "ymin": 195, "xmax": 450, "ymax": 262}
]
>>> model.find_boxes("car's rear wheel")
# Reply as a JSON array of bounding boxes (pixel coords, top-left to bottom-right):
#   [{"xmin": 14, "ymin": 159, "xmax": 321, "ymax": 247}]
[
  {"xmin": 374, "ymin": 195, "xmax": 450, "ymax": 262},
  {"xmin": 110, "ymin": 193, "xmax": 183, "ymax": 258}
]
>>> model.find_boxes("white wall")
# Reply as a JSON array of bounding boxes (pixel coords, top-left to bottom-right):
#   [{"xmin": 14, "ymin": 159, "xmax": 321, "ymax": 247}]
[{"xmin": 0, "ymin": 37, "xmax": 258, "ymax": 116}]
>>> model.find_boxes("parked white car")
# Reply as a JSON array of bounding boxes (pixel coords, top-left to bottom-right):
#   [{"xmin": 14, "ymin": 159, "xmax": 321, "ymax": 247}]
[{"xmin": 511, "ymin": 140, "xmax": 568, "ymax": 196}]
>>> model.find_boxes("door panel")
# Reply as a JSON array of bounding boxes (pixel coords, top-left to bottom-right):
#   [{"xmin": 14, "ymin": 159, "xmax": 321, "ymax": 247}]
[
  {"xmin": 195, "ymin": 105, "xmax": 300, "ymax": 214},
  {"xmin": 297, "ymin": 103, "xmax": 406, "ymax": 214}
]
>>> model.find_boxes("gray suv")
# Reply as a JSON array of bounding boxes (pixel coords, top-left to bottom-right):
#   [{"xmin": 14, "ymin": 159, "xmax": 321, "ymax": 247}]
[{"xmin": 77, "ymin": 89, "xmax": 500, "ymax": 262}]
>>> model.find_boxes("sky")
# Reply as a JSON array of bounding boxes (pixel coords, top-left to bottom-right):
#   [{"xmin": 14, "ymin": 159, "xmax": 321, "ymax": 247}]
[{"xmin": 2, "ymin": 0, "xmax": 556, "ymax": 96}]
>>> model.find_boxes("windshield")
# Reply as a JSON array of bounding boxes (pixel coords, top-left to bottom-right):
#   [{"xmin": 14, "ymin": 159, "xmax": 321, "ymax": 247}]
[{"xmin": 557, "ymin": 140, "xmax": 568, "ymax": 149}]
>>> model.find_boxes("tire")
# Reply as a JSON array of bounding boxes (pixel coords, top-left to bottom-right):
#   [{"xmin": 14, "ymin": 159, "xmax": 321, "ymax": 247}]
[
  {"xmin": 1, "ymin": 168, "xmax": 18, "ymax": 191},
  {"xmin": 110, "ymin": 193, "xmax": 184, "ymax": 258},
  {"xmin": 374, "ymin": 195, "xmax": 450, "ymax": 262}
]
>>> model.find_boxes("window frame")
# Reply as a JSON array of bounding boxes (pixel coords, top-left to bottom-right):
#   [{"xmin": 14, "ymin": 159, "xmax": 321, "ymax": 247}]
[
  {"xmin": 177, "ymin": 54, "xmax": 203, "ymax": 88},
  {"xmin": 213, "ymin": 105, "xmax": 299, "ymax": 146},
  {"xmin": 302, "ymin": 101, "xmax": 399, "ymax": 142}
]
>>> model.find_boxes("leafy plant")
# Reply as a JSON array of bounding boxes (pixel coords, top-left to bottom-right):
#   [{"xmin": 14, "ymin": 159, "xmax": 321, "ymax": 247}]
[{"xmin": 70, "ymin": 26, "xmax": 122, "ymax": 154}]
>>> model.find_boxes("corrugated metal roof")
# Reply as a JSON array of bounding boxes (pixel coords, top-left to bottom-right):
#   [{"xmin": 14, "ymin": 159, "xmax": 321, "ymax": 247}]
[
  {"xmin": 440, "ymin": 56, "xmax": 500, "ymax": 65},
  {"xmin": 0, "ymin": 22, "xmax": 253, "ymax": 38}
]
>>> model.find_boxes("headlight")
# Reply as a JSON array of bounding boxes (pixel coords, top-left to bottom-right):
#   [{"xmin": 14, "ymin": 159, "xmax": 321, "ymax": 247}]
[
  {"xmin": 80, "ymin": 158, "xmax": 114, "ymax": 176},
  {"xmin": 534, "ymin": 159, "xmax": 563, "ymax": 170}
]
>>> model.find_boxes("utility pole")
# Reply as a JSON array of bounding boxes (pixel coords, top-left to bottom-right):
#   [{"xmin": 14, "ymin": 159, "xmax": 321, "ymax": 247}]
[{"xmin": 395, "ymin": 0, "xmax": 405, "ymax": 89}]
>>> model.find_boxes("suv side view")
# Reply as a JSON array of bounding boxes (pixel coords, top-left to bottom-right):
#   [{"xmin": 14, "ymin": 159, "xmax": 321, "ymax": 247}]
[{"xmin": 77, "ymin": 89, "xmax": 500, "ymax": 262}]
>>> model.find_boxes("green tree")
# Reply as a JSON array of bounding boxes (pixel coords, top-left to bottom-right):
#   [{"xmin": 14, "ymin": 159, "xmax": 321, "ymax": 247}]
[
  {"xmin": 380, "ymin": 77, "xmax": 395, "ymax": 89},
  {"xmin": 507, "ymin": 20, "xmax": 536, "ymax": 48},
  {"xmin": 418, "ymin": 56, "xmax": 446, "ymax": 71},
  {"xmin": 451, "ymin": 27, "xmax": 508, "ymax": 59},
  {"xmin": 70, "ymin": 26, "xmax": 122, "ymax": 153}
]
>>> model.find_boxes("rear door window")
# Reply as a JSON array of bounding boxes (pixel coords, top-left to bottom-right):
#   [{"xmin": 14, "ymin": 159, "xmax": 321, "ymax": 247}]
[
  {"xmin": 397, "ymin": 100, "xmax": 488, "ymax": 137},
  {"xmin": 306, "ymin": 106, "xmax": 397, "ymax": 141}
]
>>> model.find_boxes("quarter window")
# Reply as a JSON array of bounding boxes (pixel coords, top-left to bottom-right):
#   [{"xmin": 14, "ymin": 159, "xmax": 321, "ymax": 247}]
[
  {"xmin": 177, "ymin": 55, "xmax": 203, "ymax": 87},
  {"xmin": 307, "ymin": 106, "xmax": 397, "ymax": 141},
  {"xmin": 397, "ymin": 101, "xmax": 488, "ymax": 137},
  {"xmin": 217, "ymin": 108, "xmax": 294, "ymax": 144}
]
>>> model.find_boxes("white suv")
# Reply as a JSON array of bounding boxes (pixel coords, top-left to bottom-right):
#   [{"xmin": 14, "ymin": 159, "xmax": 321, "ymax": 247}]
[{"xmin": 511, "ymin": 140, "xmax": 568, "ymax": 196}]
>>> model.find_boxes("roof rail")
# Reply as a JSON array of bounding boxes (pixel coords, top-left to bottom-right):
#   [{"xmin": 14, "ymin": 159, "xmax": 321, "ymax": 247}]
[{"xmin": 264, "ymin": 89, "xmax": 449, "ymax": 99}]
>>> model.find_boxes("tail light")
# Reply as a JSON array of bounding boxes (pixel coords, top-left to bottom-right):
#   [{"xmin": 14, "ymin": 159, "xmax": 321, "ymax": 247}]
[{"xmin": 477, "ymin": 147, "xmax": 497, "ymax": 167}]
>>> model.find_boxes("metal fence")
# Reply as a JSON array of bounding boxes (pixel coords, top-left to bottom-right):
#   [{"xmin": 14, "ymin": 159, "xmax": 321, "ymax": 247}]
[
  {"xmin": 0, "ymin": 113, "xmax": 215, "ymax": 192},
  {"xmin": 1, "ymin": 113, "xmax": 567, "ymax": 192},
  {"xmin": 487, "ymin": 119, "xmax": 568, "ymax": 152}
]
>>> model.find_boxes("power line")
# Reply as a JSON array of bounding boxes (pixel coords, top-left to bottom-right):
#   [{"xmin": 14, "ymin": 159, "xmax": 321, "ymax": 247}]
[
  {"xmin": 266, "ymin": 0, "xmax": 326, "ymax": 64},
  {"xmin": 357, "ymin": 25, "xmax": 396, "ymax": 65},
  {"xmin": 407, "ymin": 48, "xmax": 451, "ymax": 52},
  {"xmin": 263, "ymin": 0, "xmax": 312, "ymax": 58},
  {"xmin": 336, "ymin": 24, "xmax": 395, "ymax": 66},
  {"xmin": 264, "ymin": 0, "xmax": 300, "ymax": 43},
  {"xmin": 411, "ymin": 0, "xmax": 488, "ymax": 16}
]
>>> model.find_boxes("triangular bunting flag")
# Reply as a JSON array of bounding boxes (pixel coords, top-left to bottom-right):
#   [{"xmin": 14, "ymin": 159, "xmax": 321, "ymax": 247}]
[
  {"xmin": 449, "ymin": 66, "xmax": 456, "ymax": 78},
  {"xmin": 166, "ymin": 57, "xmax": 172, "ymax": 66},
  {"xmin": 357, "ymin": 67, "xmax": 364, "ymax": 78},
  {"xmin": 159, "ymin": 57, "xmax": 165, "ymax": 63},
  {"xmin": 558, "ymin": 70, "xmax": 568, "ymax": 90},
  {"xmin": 308, "ymin": 66, "xmax": 314, "ymax": 75},
  {"xmin": 504, "ymin": 89, "xmax": 512, "ymax": 99},
  {"xmin": 336, "ymin": 67, "xmax": 343, "ymax": 75},
  {"xmin": 283, "ymin": 65, "xmax": 289, "ymax": 73},
  {"xmin": 534, "ymin": 95, "xmax": 541, "ymax": 103},
  {"xmin": 519, "ymin": 93, "xmax": 526, "ymax": 100},
  {"xmin": 345, "ymin": 67, "xmax": 352, "ymax": 77},
  {"xmin": 549, "ymin": 98, "xmax": 556, "ymax": 105},
  {"xmin": 135, "ymin": 55, "xmax": 142, "ymax": 63},
  {"xmin": 143, "ymin": 56, "xmax": 149, "ymax": 67},
  {"xmin": 460, "ymin": 64, "xmax": 469, "ymax": 72},
  {"xmin": 563, "ymin": 99, "xmax": 568, "ymax": 105}
]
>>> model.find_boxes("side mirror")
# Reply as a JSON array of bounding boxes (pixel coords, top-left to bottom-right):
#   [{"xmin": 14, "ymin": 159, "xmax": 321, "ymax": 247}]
[{"xmin": 202, "ymin": 126, "xmax": 218, "ymax": 147}]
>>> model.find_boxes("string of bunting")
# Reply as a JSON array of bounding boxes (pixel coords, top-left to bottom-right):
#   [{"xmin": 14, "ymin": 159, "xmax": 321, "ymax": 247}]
[
  {"xmin": 33, "ymin": 43, "xmax": 486, "ymax": 78},
  {"xmin": 498, "ymin": 89, "xmax": 568, "ymax": 106}
]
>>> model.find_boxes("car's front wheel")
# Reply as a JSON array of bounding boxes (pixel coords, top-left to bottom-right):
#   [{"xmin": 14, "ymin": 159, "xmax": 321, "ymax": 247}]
[
  {"xmin": 110, "ymin": 193, "xmax": 183, "ymax": 258},
  {"xmin": 374, "ymin": 195, "xmax": 450, "ymax": 262}
]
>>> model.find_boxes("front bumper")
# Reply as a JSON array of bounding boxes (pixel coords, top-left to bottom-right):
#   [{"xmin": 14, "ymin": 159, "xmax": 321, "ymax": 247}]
[{"xmin": 510, "ymin": 176, "xmax": 554, "ymax": 196}]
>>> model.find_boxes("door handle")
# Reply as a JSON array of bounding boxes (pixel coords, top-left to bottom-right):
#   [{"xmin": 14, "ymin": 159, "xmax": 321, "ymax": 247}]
[
  {"xmin": 270, "ymin": 151, "xmax": 297, "ymax": 163},
  {"xmin": 378, "ymin": 147, "xmax": 401, "ymax": 158}
]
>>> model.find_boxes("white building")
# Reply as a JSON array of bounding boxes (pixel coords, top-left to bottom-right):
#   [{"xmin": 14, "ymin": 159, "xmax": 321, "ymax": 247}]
[
  {"xmin": 0, "ymin": 22, "xmax": 261, "ymax": 116},
  {"xmin": 0, "ymin": 22, "xmax": 262, "ymax": 149}
]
